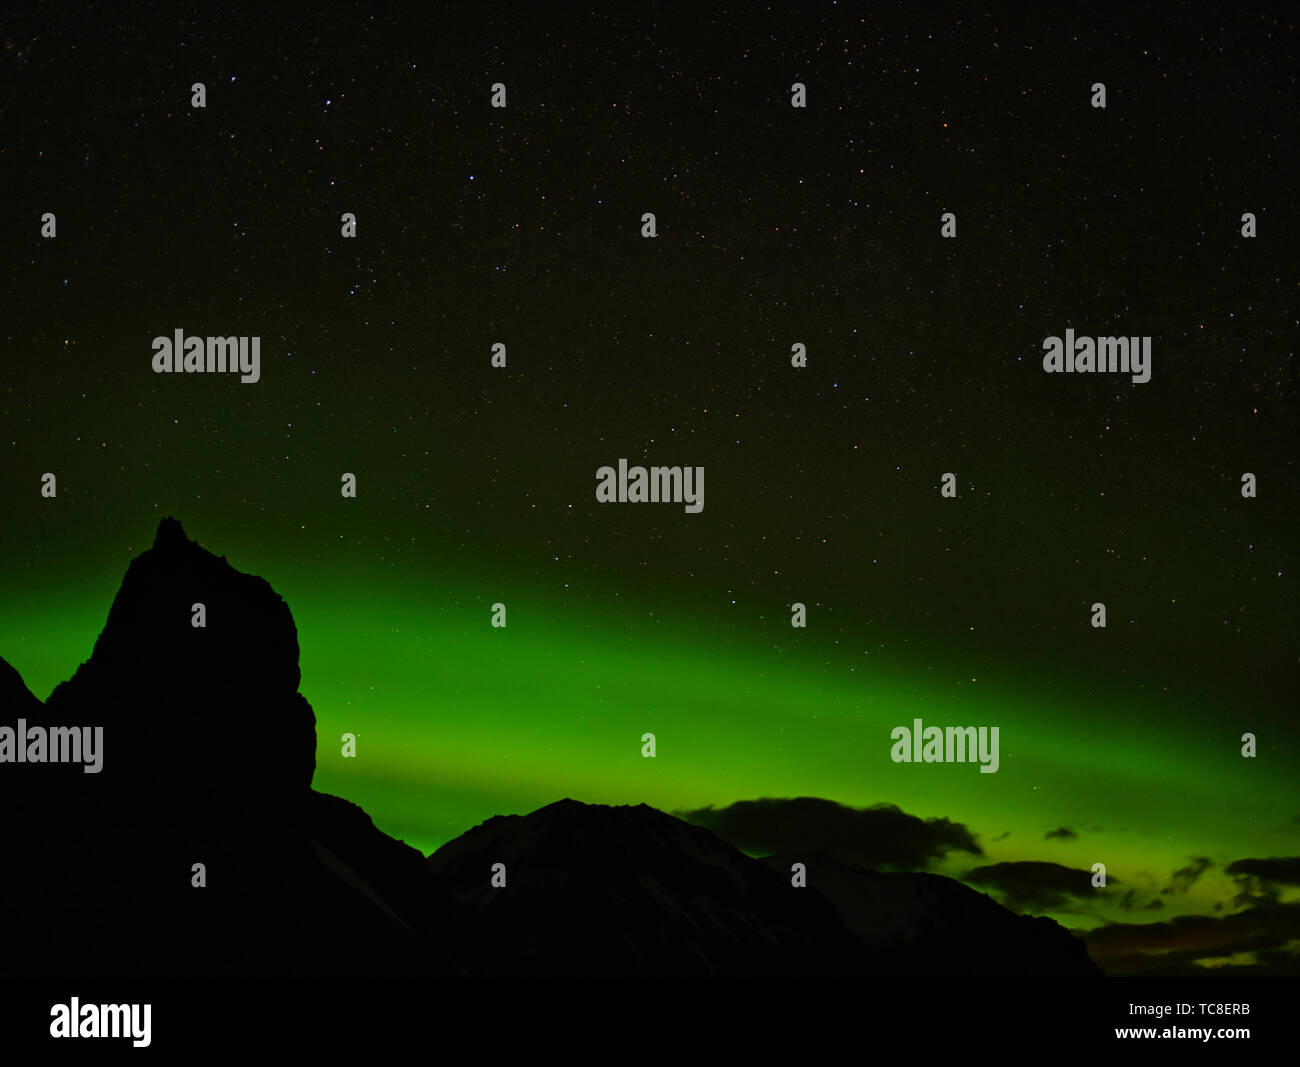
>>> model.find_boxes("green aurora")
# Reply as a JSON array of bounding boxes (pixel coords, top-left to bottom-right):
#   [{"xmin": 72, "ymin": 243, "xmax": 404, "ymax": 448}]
[
  {"xmin": 1, "ymin": 5, "xmax": 1294, "ymax": 979},
  {"xmin": 5, "ymin": 525, "xmax": 1294, "ymax": 935}
]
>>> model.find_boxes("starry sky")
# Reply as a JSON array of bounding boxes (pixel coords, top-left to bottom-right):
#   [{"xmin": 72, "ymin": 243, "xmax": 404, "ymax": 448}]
[{"xmin": 1, "ymin": 4, "xmax": 1295, "ymax": 975}]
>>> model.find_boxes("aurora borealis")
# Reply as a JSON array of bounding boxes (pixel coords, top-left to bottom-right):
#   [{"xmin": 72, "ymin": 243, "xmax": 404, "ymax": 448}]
[
  {"xmin": 1, "ymin": 3, "xmax": 1295, "ymax": 979},
  {"xmin": 6, "ymin": 515, "xmax": 1295, "ymax": 949}
]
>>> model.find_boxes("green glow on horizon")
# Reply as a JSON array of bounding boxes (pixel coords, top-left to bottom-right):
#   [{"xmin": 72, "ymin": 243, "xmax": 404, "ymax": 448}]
[{"xmin": 4, "ymin": 547, "xmax": 1293, "ymax": 932}]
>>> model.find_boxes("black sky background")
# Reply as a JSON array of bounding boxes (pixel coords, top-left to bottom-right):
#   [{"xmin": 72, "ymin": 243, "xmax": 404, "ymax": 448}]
[{"xmin": 2, "ymin": 4, "xmax": 1295, "ymax": 735}]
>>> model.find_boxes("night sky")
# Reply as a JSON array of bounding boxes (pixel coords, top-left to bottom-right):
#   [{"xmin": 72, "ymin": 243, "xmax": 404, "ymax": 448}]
[{"xmin": 2, "ymin": 5, "xmax": 1295, "ymax": 975}]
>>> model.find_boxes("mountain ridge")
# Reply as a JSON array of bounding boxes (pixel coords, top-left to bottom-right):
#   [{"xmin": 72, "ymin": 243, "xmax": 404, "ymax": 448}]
[{"xmin": 0, "ymin": 519, "xmax": 1101, "ymax": 978}]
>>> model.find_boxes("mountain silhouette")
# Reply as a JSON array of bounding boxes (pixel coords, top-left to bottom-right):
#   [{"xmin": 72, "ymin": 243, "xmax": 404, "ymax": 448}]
[
  {"xmin": 45, "ymin": 513, "xmax": 314, "ymax": 807},
  {"xmin": 1, "ymin": 519, "xmax": 1100, "ymax": 977},
  {"xmin": 2, "ymin": 518, "xmax": 464, "ymax": 976},
  {"xmin": 759, "ymin": 852, "xmax": 1100, "ymax": 976},
  {"xmin": 425, "ymin": 797, "xmax": 869, "ymax": 975}
]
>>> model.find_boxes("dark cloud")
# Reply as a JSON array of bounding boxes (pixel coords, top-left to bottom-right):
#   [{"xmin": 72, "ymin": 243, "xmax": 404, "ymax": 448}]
[
  {"xmin": 1084, "ymin": 901, "xmax": 1300, "ymax": 976},
  {"xmin": 675, "ymin": 797, "xmax": 982, "ymax": 871},
  {"xmin": 1119, "ymin": 889, "xmax": 1164, "ymax": 912},
  {"xmin": 962, "ymin": 861, "xmax": 1109, "ymax": 913},
  {"xmin": 1120, "ymin": 888, "xmax": 1166, "ymax": 913},
  {"xmin": 1225, "ymin": 857, "xmax": 1300, "ymax": 887},
  {"xmin": 1168, "ymin": 856, "xmax": 1213, "ymax": 894},
  {"xmin": 1044, "ymin": 827, "xmax": 1077, "ymax": 841},
  {"xmin": 1224, "ymin": 856, "xmax": 1300, "ymax": 908}
]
